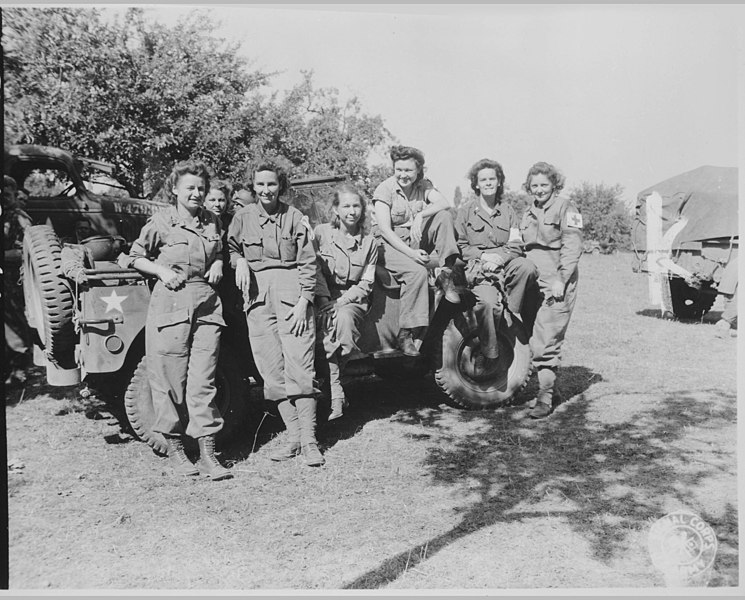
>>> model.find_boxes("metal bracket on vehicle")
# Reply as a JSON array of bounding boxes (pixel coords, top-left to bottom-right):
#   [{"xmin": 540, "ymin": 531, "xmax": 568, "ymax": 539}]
[{"xmin": 79, "ymin": 315, "xmax": 124, "ymax": 325}]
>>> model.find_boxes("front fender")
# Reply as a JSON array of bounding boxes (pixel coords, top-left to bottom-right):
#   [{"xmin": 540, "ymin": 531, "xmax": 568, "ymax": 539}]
[{"xmin": 79, "ymin": 283, "xmax": 150, "ymax": 374}]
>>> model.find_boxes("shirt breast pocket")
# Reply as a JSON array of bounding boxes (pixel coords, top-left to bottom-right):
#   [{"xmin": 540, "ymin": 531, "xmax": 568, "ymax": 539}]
[
  {"xmin": 204, "ymin": 234, "xmax": 221, "ymax": 262},
  {"xmin": 242, "ymin": 240, "xmax": 263, "ymax": 262},
  {"xmin": 466, "ymin": 221, "xmax": 488, "ymax": 245},
  {"xmin": 348, "ymin": 258, "xmax": 365, "ymax": 283},
  {"xmin": 541, "ymin": 215, "xmax": 562, "ymax": 245},
  {"xmin": 490, "ymin": 223, "xmax": 510, "ymax": 245},
  {"xmin": 280, "ymin": 234, "xmax": 297, "ymax": 261},
  {"xmin": 390, "ymin": 199, "xmax": 411, "ymax": 226},
  {"xmin": 320, "ymin": 251, "xmax": 337, "ymax": 277},
  {"xmin": 162, "ymin": 234, "xmax": 191, "ymax": 266}
]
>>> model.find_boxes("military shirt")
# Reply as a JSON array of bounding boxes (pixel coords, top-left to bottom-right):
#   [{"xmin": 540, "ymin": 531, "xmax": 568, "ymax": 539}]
[
  {"xmin": 372, "ymin": 175, "xmax": 436, "ymax": 230},
  {"xmin": 313, "ymin": 223, "xmax": 378, "ymax": 304},
  {"xmin": 227, "ymin": 201, "xmax": 316, "ymax": 303},
  {"xmin": 127, "ymin": 205, "xmax": 222, "ymax": 280},
  {"xmin": 520, "ymin": 194, "xmax": 583, "ymax": 285},
  {"xmin": 454, "ymin": 198, "xmax": 524, "ymax": 263}
]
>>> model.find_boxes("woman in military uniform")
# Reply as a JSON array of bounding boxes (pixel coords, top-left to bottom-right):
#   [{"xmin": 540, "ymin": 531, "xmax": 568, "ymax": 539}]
[
  {"xmin": 520, "ymin": 162, "xmax": 583, "ymax": 418},
  {"xmin": 372, "ymin": 145, "xmax": 463, "ymax": 356},
  {"xmin": 228, "ymin": 161, "xmax": 324, "ymax": 467},
  {"xmin": 454, "ymin": 159, "xmax": 539, "ymax": 362},
  {"xmin": 314, "ymin": 184, "xmax": 378, "ymax": 420},
  {"xmin": 127, "ymin": 160, "xmax": 231, "ymax": 480}
]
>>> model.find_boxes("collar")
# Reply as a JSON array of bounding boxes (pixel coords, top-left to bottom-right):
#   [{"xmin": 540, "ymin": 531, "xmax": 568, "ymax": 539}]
[
  {"xmin": 533, "ymin": 193, "xmax": 559, "ymax": 212},
  {"xmin": 257, "ymin": 200, "xmax": 287, "ymax": 224},
  {"xmin": 394, "ymin": 177, "xmax": 426, "ymax": 201},
  {"xmin": 333, "ymin": 226, "xmax": 363, "ymax": 250},
  {"xmin": 167, "ymin": 205, "xmax": 208, "ymax": 229},
  {"xmin": 478, "ymin": 196, "xmax": 502, "ymax": 218}
]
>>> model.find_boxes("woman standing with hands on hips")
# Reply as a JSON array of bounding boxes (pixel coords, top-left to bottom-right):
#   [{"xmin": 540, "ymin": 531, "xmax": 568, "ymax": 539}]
[
  {"xmin": 314, "ymin": 184, "xmax": 378, "ymax": 420},
  {"xmin": 520, "ymin": 162, "xmax": 583, "ymax": 419},
  {"xmin": 228, "ymin": 161, "xmax": 325, "ymax": 467},
  {"xmin": 373, "ymin": 145, "xmax": 464, "ymax": 356},
  {"xmin": 126, "ymin": 160, "xmax": 231, "ymax": 480}
]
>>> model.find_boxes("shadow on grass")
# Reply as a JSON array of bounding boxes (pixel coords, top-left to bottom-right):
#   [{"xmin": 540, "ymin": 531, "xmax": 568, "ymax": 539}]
[
  {"xmin": 635, "ymin": 308, "xmax": 722, "ymax": 325},
  {"xmin": 223, "ymin": 369, "xmax": 443, "ymax": 461},
  {"xmin": 4, "ymin": 365, "xmax": 81, "ymax": 407},
  {"xmin": 342, "ymin": 382, "xmax": 738, "ymax": 589}
]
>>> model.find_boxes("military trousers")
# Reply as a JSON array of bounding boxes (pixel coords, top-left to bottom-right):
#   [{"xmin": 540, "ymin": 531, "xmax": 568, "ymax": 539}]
[
  {"xmin": 319, "ymin": 300, "xmax": 367, "ymax": 359},
  {"xmin": 146, "ymin": 280, "xmax": 225, "ymax": 439},
  {"xmin": 247, "ymin": 268, "xmax": 316, "ymax": 402},
  {"xmin": 530, "ymin": 272, "xmax": 578, "ymax": 369},
  {"xmin": 471, "ymin": 284, "xmax": 503, "ymax": 359},
  {"xmin": 378, "ymin": 210, "xmax": 460, "ymax": 330}
]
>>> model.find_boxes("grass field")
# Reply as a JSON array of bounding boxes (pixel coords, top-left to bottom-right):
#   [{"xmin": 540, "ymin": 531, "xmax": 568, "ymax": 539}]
[{"xmin": 5, "ymin": 252, "xmax": 740, "ymax": 591}]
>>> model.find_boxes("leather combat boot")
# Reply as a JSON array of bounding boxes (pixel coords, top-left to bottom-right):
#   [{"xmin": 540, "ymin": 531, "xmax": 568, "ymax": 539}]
[
  {"xmin": 196, "ymin": 435, "xmax": 233, "ymax": 481},
  {"xmin": 438, "ymin": 266, "xmax": 465, "ymax": 304},
  {"xmin": 270, "ymin": 399, "xmax": 302, "ymax": 461},
  {"xmin": 327, "ymin": 358, "xmax": 348, "ymax": 421},
  {"xmin": 166, "ymin": 436, "xmax": 199, "ymax": 477},
  {"xmin": 296, "ymin": 396, "xmax": 325, "ymax": 467},
  {"xmin": 397, "ymin": 328, "xmax": 420, "ymax": 357},
  {"xmin": 328, "ymin": 396, "xmax": 348, "ymax": 421},
  {"xmin": 529, "ymin": 368, "xmax": 556, "ymax": 419}
]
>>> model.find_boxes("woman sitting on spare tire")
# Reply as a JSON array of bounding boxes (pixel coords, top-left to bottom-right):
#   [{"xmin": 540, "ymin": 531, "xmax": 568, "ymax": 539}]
[
  {"xmin": 314, "ymin": 183, "xmax": 378, "ymax": 421},
  {"xmin": 372, "ymin": 145, "xmax": 464, "ymax": 357},
  {"xmin": 519, "ymin": 161, "xmax": 583, "ymax": 419},
  {"xmin": 454, "ymin": 159, "xmax": 539, "ymax": 366},
  {"xmin": 228, "ymin": 160, "xmax": 325, "ymax": 467},
  {"xmin": 125, "ymin": 160, "xmax": 232, "ymax": 481}
]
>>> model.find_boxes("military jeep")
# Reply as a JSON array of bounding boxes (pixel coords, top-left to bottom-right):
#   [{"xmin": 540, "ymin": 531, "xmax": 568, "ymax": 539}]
[{"xmin": 10, "ymin": 145, "xmax": 532, "ymax": 455}]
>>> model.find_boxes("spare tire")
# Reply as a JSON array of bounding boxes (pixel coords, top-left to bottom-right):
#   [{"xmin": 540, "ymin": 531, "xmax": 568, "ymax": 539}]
[
  {"xmin": 434, "ymin": 308, "xmax": 532, "ymax": 410},
  {"xmin": 21, "ymin": 225, "xmax": 76, "ymax": 368},
  {"xmin": 124, "ymin": 342, "xmax": 254, "ymax": 454}
]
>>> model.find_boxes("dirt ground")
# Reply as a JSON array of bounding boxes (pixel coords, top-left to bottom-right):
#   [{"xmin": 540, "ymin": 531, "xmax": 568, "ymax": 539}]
[{"xmin": 4, "ymin": 253, "xmax": 740, "ymax": 591}]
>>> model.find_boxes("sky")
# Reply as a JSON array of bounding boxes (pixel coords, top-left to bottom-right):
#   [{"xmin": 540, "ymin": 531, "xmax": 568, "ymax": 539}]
[{"xmin": 113, "ymin": 3, "xmax": 740, "ymax": 206}]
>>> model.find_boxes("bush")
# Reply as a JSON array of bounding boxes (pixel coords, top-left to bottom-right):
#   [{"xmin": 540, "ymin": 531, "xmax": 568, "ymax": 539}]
[{"xmin": 568, "ymin": 182, "xmax": 632, "ymax": 251}]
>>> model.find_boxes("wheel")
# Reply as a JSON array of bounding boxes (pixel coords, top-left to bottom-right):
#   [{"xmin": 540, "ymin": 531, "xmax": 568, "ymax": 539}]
[
  {"xmin": 123, "ymin": 343, "xmax": 253, "ymax": 454},
  {"xmin": 21, "ymin": 225, "xmax": 76, "ymax": 368},
  {"xmin": 669, "ymin": 277, "xmax": 716, "ymax": 320},
  {"xmin": 434, "ymin": 309, "xmax": 532, "ymax": 409}
]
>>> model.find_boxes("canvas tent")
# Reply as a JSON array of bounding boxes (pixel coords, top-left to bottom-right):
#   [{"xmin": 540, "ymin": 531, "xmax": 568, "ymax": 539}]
[{"xmin": 633, "ymin": 166, "xmax": 738, "ymax": 251}]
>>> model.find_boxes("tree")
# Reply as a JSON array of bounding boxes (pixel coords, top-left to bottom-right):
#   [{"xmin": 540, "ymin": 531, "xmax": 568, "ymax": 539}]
[
  {"xmin": 453, "ymin": 186, "xmax": 463, "ymax": 207},
  {"xmin": 503, "ymin": 187, "xmax": 531, "ymax": 220},
  {"xmin": 3, "ymin": 7, "xmax": 268, "ymax": 196},
  {"xmin": 3, "ymin": 9, "xmax": 393, "ymax": 198},
  {"xmin": 568, "ymin": 182, "xmax": 632, "ymax": 250},
  {"xmin": 250, "ymin": 71, "xmax": 393, "ymax": 185}
]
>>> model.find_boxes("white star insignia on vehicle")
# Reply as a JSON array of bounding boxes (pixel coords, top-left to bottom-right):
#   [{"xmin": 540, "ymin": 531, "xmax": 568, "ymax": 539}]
[{"xmin": 101, "ymin": 290, "xmax": 128, "ymax": 313}]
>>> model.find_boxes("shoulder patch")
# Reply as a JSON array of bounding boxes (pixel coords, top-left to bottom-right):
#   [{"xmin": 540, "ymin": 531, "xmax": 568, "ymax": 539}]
[{"xmin": 566, "ymin": 211, "xmax": 583, "ymax": 229}]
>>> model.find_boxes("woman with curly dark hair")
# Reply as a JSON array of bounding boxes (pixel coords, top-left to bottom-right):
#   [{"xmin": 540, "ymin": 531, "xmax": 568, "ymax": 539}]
[
  {"xmin": 126, "ymin": 160, "xmax": 231, "ymax": 480},
  {"xmin": 228, "ymin": 161, "xmax": 325, "ymax": 466},
  {"xmin": 454, "ymin": 159, "xmax": 538, "ymax": 362}
]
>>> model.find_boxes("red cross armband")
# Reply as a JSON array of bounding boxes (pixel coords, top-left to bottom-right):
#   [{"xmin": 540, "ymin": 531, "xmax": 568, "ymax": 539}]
[{"xmin": 565, "ymin": 210, "xmax": 583, "ymax": 229}]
